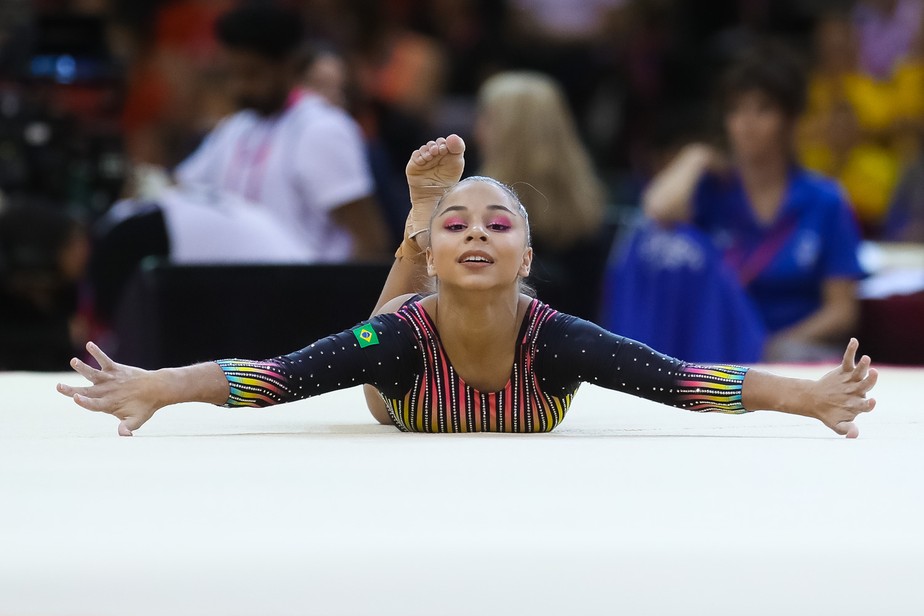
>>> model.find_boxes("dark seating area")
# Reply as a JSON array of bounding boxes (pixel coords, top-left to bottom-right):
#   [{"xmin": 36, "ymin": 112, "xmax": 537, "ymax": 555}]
[{"xmin": 113, "ymin": 261, "xmax": 393, "ymax": 369}]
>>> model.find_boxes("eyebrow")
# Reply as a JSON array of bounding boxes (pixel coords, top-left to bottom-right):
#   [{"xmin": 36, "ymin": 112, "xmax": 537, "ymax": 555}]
[{"xmin": 436, "ymin": 204, "xmax": 518, "ymax": 217}]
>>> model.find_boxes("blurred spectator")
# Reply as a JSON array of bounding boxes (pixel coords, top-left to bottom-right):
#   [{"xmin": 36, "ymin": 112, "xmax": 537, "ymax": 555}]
[
  {"xmin": 853, "ymin": 0, "xmax": 924, "ymax": 80},
  {"xmin": 174, "ymin": 3, "xmax": 388, "ymax": 262},
  {"xmin": 416, "ymin": 0, "xmax": 508, "ymax": 97},
  {"xmin": 474, "ymin": 71, "xmax": 609, "ymax": 319},
  {"xmin": 349, "ymin": 1, "xmax": 447, "ymax": 183},
  {"xmin": 640, "ymin": 41, "xmax": 865, "ymax": 362},
  {"xmin": 885, "ymin": 154, "xmax": 924, "ymax": 241},
  {"xmin": 117, "ymin": 0, "xmax": 233, "ymax": 169},
  {"xmin": 303, "ymin": 44, "xmax": 349, "ymax": 109},
  {"xmin": 797, "ymin": 12, "xmax": 901, "ymax": 233},
  {"xmin": 883, "ymin": 10, "xmax": 924, "ymax": 242},
  {"xmin": 0, "ymin": 198, "xmax": 90, "ymax": 370},
  {"xmin": 504, "ymin": 0, "xmax": 626, "ymax": 142},
  {"xmin": 88, "ymin": 184, "xmax": 316, "ymax": 327}
]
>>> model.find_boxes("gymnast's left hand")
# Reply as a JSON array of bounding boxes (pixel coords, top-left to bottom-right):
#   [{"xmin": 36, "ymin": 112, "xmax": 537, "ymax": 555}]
[
  {"xmin": 56, "ymin": 341, "xmax": 163, "ymax": 436},
  {"xmin": 806, "ymin": 338, "xmax": 878, "ymax": 438}
]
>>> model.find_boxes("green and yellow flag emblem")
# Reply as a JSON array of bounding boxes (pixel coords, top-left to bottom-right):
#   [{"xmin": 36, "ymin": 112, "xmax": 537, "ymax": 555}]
[{"xmin": 352, "ymin": 324, "xmax": 379, "ymax": 348}]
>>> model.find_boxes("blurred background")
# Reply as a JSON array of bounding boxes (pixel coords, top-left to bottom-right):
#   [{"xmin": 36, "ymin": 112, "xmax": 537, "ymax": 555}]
[{"xmin": 1, "ymin": 0, "xmax": 922, "ymax": 371}]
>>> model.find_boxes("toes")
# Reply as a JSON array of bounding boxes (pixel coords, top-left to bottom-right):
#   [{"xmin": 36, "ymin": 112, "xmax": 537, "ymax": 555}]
[{"xmin": 445, "ymin": 134, "xmax": 465, "ymax": 153}]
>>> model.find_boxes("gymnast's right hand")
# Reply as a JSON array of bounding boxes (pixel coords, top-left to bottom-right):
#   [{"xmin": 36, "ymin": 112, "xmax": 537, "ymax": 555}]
[{"xmin": 56, "ymin": 341, "xmax": 162, "ymax": 436}]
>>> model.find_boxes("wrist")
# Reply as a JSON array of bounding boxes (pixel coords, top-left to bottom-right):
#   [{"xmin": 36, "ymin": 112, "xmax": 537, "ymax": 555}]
[
  {"xmin": 152, "ymin": 364, "xmax": 227, "ymax": 407},
  {"xmin": 151, "ymin": 367, "xmax": 182, "ymax": 408},
  {"xmin": 742, "ymin": 369, "xmax": 816, "ymax": 417},
  {"xmin": 778, "ymin": 378, "xmax": 818, "ymax": 419}
]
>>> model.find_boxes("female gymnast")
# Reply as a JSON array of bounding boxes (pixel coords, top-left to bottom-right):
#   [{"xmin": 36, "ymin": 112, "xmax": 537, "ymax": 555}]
[{"xmin": 57, "ymin": 135, "xmax": 878, "ymax": 438}]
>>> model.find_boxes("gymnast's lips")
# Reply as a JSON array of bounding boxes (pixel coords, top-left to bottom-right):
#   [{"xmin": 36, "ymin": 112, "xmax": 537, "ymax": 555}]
[{"xmin": 458, "ymin": 250, "xmax": 494, "ymax": 265}]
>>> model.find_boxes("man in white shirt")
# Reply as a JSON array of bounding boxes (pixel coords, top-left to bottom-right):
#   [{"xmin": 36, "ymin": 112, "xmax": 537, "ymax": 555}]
[{"xmin": 175, "ymin": 4, "xmax": 388, "ymax": 262}]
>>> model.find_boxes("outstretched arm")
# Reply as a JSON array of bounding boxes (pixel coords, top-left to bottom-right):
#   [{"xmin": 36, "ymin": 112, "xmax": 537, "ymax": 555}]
[
  {"xmin": 542, "ymin": 315, "xmax": 877, "ymax": 438},
  {"xmin": 56, "ymin": 342, "xmax": 228, "ymax": 436},
  {"xmin": 58, "ymin": 314, "xmax": 416, "ymax": 435},
  {"xmin": 742, "ymin": 338, "xmax": 877, "ymax": 438}
]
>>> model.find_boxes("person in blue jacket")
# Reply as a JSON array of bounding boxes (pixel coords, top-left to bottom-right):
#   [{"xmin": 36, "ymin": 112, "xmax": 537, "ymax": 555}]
[{"xmin": 643, "ymin": 42, "xmax": 865, "ymax": 362}]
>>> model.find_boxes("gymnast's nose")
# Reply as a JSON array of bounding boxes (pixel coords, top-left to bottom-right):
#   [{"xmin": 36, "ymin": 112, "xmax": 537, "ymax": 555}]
[{"xmin": 465, "ymin": 223, "xmax": 488, "ymax": 242}]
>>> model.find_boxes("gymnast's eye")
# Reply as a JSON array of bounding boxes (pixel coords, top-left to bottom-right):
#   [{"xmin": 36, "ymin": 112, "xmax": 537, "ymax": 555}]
[
  {"xmin": 487, "ymin": 216, "xmax": 512, "ymax": 231},
  {"xmin": 443, "ymin": 217, "xmax": 466, "ymax": 231}
]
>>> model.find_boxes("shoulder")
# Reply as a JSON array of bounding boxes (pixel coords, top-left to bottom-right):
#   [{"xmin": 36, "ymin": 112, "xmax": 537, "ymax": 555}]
[
  {"xmin": 373, "ymin": 293, "xmax": 422, "ymax": 317},
  {"xmin": 209, "ymin": 110, "xmax": 256, "ymax": 139},
  {"xmin": 289, "ymin": 95, "xmax": 363, "ymax": 139},
  {"xmin": 180, "ymin": 111, "xmax": 250, "ymax": 160},
  {"xmin": 790, "ymin": 167, "xmax": 850, "ymax": 211},
  {"xmin": 528, "ymin": 301, "xmax": 597, "ymax": 345}
]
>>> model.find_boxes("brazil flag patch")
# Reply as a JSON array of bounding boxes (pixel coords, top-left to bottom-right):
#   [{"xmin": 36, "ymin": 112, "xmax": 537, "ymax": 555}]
[{"xmin": 352, "ymin": 323, "xmax": 380, "ymax": 348}]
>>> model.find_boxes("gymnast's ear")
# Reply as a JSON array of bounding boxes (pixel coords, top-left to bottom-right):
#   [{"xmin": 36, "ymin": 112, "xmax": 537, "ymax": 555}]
[
  {"xmin": 518, "ymin": 247, "xmax": 533, "ymax": 278},
  {"xmin": 425, "ymin": 247, "xmax": 436, "ymax": 277}
]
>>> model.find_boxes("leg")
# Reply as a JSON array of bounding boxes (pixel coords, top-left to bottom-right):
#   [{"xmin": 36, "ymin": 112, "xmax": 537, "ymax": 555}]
[
  {"xmin": 365, "ymin": 135, "xmax": 465, "ymax": 424},
  {"xmin": 370, "ymin": 134, "xmax": 466, "ymax": 314}
]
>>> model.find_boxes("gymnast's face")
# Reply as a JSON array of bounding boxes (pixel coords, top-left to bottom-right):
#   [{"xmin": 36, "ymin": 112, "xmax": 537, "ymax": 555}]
[{"xmin": 426, "ymin": 181, "xmax": 532, "ymax": 291}]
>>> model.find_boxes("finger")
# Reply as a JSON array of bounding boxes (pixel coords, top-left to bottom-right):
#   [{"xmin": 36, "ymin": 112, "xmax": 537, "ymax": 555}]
[
  {"xmin": 85, "ymin": 342, "xmax": 115, "ymax": 371},
  {"xmin": 118, "ymin": 420, "xmax": 134, "ymax": 437},
  {"xmin": 70, "ymin": 357, "xmax": 102, "ymax": 383},
  {"xmin": 57, "ymin": 383, "xmax": 92, "ymax": 398},
  {"xmin": 833, "ymin": 420, "xmax": 859, "ymax": 439},
  {"xmin": 72, "ymin": 393, "xmax": 109, "ymax": 414},
  {"xmin": 858, "ymin": 368, "xmax": 879, "ymax": 395},
  {"xmin": 841, "ymin": 338, "xmax": 858, "ymax": 371},
  {"xmin": 852, "ymin": 355, "xmax": 871, "ymax": 381},
  {"xmin": 865, "ymin": 397, "xmax": 877, "ymax": 412}
]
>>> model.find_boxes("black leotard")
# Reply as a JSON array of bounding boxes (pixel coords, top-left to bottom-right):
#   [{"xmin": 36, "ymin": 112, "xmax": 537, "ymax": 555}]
[{"xmin": 216, "ymin": 298, "xmax": 749, "ymax": 432}]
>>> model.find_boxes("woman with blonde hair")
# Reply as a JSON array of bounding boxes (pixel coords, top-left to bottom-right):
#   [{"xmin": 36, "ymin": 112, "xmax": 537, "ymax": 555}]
[{"xmin": 475, "ymin": 71, "xmax": 609, "ymax": 319}]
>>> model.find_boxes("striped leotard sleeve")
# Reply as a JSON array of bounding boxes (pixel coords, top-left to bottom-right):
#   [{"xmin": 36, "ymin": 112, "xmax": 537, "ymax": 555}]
[
  {"xmin": 534, "ymin": 313, "xmax": 750, "ymax": 413},
  {"xmin": 215, "ymin": 313, "xmax": 416, "ymax": 407}
]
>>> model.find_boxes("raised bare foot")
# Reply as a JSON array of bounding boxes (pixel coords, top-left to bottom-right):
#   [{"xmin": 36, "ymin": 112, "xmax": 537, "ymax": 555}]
[{"xmin": 403, "ymin": 135, "xmax": 465, "ymax": 251}]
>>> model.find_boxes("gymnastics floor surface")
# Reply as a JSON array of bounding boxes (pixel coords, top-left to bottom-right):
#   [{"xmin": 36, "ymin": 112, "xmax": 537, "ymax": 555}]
[{"xmin": 1, "ymin": 366, "xmax": 922, "ymax": 616}]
